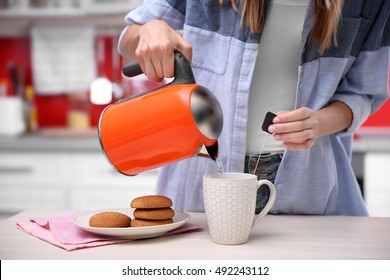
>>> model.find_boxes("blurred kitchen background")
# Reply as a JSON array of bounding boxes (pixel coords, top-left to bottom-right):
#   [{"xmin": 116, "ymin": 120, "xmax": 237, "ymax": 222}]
[{"xmin": 0, "ymin": 0, "xmax": 389, "ymax": 221}]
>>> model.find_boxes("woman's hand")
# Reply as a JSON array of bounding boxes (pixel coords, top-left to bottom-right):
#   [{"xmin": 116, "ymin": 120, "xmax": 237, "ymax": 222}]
[
  {"xmin": 268, "ymin": 101, "xmax": 353, "ymax": 151},
  {"xmin": 135, "ymin": 20, "xmax": 192, "ymax": 82},
  {"xmin": 268, "ymin": 107, "xmax": 319, "ymax": 150}
]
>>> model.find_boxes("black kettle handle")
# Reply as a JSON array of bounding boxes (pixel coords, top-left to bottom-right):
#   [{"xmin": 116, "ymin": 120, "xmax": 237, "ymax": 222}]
[{"xmin": 122, "ymin": 52, "xmax": 196, "ymax": 84}]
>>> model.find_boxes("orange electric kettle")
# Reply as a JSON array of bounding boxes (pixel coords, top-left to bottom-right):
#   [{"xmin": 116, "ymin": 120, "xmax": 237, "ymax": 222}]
[{"xmin": 98, "ymin": 52, "xmax": 223, "ymax": 176}]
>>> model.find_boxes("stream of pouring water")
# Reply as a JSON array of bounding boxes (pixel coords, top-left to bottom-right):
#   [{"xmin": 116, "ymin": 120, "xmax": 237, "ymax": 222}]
[
  {"xmin": 206, "ymin": 142, "xmax": 226, "ymax": 178},
  {"xmin": 213, "ymin": 134, "xmax": 268, "ymax": 178},
  {"xmin": 215, "ymin": 157, "xmax": 225, "ymax": 177}
]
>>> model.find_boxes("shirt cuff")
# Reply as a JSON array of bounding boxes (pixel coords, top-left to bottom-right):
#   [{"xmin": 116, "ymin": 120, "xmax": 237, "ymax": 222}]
[{"xmin": 329, "ymin": 92, "xmax": 371, "ymax": 137}]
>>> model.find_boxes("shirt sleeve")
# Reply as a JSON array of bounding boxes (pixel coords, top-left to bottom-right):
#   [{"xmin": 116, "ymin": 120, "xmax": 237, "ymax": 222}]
[
  {"xmin": 330, "ymin": 8, "xmax": 390, "ymax": 136},
  {"xmin": 330, "ymin": 48, "xmax": 390, "ymax": 136}
]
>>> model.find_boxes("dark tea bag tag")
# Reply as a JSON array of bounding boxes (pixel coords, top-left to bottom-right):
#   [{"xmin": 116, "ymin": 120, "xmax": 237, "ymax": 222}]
[{"xmin": 262, "ymin": 112, "xmax": 277, "ymax": 134}]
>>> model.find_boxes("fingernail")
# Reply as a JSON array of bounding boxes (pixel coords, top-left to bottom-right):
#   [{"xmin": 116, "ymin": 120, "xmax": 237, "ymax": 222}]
[
  {"xmin": 268, "ymin": 125, "xmax": 276, "ymax": 133},
  {"xmin": 274, "ymin": 134, "xmax": 281, "ymax": 140}
]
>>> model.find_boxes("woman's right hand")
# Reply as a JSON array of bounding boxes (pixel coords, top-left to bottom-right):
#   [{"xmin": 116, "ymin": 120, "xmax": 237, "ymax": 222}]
[{"xmin": 135, "ymin": 20, "xmax": 192, "ymax": 82}]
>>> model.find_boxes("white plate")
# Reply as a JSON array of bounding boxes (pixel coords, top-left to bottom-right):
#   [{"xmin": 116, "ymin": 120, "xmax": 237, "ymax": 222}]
[{"xmin": 74, "ymin": 208, "xmax": 191, "ymax": 239}]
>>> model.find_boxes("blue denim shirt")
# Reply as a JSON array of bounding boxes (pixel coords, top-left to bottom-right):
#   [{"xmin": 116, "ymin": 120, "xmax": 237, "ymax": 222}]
[{"xmin": 121, "ymin": 0, "xmax": 390, "ymax": 215}]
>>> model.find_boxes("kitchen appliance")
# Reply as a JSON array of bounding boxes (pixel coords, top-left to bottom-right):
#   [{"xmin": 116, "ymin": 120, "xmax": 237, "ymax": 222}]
[
  {"xmin": 0, "ymin": 97, "xmax": 25, "ymax": 136},
  {"xmin": 98, "ymin": 52, "xmax": 223, "ymax": 176}
]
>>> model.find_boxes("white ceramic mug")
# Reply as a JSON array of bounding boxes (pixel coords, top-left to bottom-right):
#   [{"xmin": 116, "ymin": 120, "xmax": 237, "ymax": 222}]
[{"xmin": 203, "ymin": 172, "xmax": 276, "ymax": 245}]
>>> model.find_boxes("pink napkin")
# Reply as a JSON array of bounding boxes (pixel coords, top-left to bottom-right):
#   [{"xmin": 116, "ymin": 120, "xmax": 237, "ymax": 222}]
[{"xmin": 16, "ymin": 211, "xmax": 203, "ymax": 251}]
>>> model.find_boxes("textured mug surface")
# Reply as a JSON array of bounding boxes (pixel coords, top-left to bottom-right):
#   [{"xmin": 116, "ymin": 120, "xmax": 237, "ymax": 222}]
[{"xmin": 203, "ymin": 172, "xmax": 276, "ymax": 245}]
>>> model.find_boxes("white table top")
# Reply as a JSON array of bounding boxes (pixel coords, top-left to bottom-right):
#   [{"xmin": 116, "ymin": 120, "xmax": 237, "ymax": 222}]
[{"xmin": 1, "ymin": 210, "xmax": 389, "ymax": 260}]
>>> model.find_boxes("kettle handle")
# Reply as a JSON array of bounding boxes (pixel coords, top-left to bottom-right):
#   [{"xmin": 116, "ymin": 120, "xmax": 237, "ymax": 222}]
[{"xmin": 122, "ymin": 52, "xmax": 196, "ymax": 85}]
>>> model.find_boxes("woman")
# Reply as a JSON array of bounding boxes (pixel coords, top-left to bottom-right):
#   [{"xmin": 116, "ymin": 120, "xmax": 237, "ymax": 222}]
[{"xmin": 119, "ymin": 0, "xmax": 390, "ymax": 215}]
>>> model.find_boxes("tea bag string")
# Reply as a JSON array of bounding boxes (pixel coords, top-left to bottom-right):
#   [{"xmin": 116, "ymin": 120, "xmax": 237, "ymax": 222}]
[
  {"xmin": 253, "ymin": 134, "xmax": 268, "ymax": 175},
  {"xmin": 254, "ymin": 111, "xmax": 277, "ymax": 175}
]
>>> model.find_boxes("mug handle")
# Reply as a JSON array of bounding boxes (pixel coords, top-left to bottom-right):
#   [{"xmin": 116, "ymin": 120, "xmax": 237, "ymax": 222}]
[{"xmin": 252, "ymin": 180, "xmax": 277, "ymax": 228}]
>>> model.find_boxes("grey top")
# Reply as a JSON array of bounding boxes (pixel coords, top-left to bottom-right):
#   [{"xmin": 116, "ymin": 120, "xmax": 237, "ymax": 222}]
[{"xmin": 246, "ymin": 0, "xmax": 310, "ymax": 154}]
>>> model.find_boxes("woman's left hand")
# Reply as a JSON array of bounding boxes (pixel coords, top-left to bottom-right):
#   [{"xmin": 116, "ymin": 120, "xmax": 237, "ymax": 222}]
[
  {"xmin": 268, "ymin": 102, "xmax": 354, "ymax": 150},
  {"xmin": 268, "ymin": 107, "xmax": 319, "ymax": 151}
]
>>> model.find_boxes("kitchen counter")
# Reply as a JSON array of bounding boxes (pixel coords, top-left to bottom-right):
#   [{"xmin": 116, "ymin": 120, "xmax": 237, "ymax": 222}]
[
  {"xmin": 1, "ymin": 128, "xmax": 390, "ymax": 153},
  {"xmin": 1, "ymin": 210, "xmax": 389, "ymax": 260},
  {"xmin": 0, "ymin": 131, "xmax": 101, "ymax": 152},
  {"xmin": 352, "ymin": 128, "xmax": 390, "ymax": 153}
]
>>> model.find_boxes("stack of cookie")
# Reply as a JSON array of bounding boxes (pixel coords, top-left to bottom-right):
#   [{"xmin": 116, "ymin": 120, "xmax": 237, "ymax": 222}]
[{"xmin": 131, "ymin": 195, "xmax": 175, "ymax": 227}]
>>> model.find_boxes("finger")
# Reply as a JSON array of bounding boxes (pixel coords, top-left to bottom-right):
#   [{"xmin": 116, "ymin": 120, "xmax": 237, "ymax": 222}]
[
  {"xmin": 135, "ymin": 37, "xmax": 166, "ymax": 81},
  {"xmin": 136, "ymin": 53, "xmax": 146, "ymax": 77},
  {"xmin": 161, "ymin": 51, "xmax": 175, "ymax": 78},
  {"xmin": 143, "ymin": 57, "xmax": 162, "ymax": 82},
  {"xmin": 269, "ymin": 117, "xmax": 315, "ymax": 134},
  {"xmin": 274, "ymin": 129, "xmax": 315, "ymax": 143},
  {"xmin": 135, "ymin": 45, "xmax": 151, "ymax": 78},
  {"xmin": 148, "ymin": 40, "xmax": 176, "ymax": 79},
  {"xmin": 150, "ymin": 52, "xmax": 165, "ymax": 80},
  {"xmin": 273, "ymin": 107, "xmax": 312, "ymax": 124},
  {"xmin": 176, "ymin": 37, "xmax": 193, "ymax": 63}
]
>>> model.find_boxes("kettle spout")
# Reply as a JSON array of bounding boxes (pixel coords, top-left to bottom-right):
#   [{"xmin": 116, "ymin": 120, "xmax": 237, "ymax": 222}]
[{"xmin": 196, "ymin": 141, "xmax": 219, "ymax": 161}]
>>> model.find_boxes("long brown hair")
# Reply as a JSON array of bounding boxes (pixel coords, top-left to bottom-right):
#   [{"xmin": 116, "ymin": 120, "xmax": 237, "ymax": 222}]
[{"xmin": 219, "ymin": 0, "xmax": 344, "ymax": 54}]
